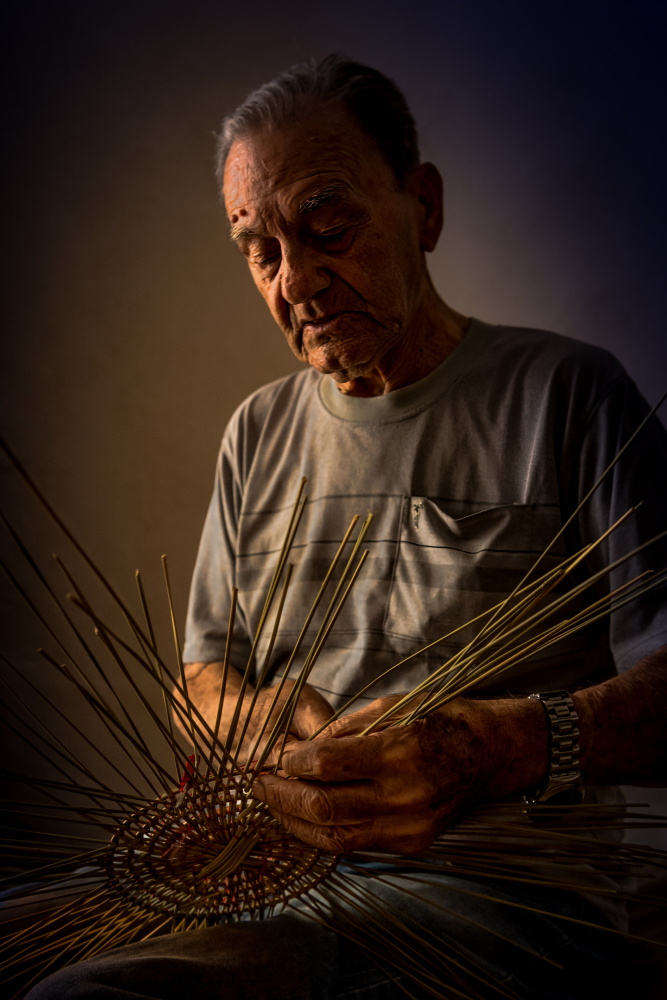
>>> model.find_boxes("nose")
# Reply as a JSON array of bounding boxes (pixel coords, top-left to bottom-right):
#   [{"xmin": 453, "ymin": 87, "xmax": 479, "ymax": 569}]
[{"xmin": 279, "ymin": 242, "xmax": 330, "ymax": 305}]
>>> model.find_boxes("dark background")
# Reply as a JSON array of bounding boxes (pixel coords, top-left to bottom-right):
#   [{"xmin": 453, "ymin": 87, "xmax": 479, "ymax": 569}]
[{"xmin": 0, "ymin": 0, "xmax": 665, "ymax": 832}]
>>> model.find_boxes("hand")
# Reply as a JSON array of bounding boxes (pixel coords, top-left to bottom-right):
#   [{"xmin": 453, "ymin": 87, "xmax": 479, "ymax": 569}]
[
  {"xmin": 178, "ymin": 663, "xmax": 334, "ymax": 768},
  {"xmin": 253, "ymin": 695, "xmax": 547, "ymax": 854},
  {"xmin": 237, "ymin": 680, "xmax": 334, "ymax": 767}
]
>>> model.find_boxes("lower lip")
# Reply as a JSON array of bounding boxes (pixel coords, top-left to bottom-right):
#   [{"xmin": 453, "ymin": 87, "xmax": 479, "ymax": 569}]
[{"xmin": 302, "ymin": 314, "xmax": 352, "ymax": 336}]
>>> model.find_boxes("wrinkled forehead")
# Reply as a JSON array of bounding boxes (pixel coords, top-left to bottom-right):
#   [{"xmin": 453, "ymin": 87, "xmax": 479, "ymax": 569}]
[{"xmin": 222, "ymin": 111, "xmax": 397, "ymax": 222}]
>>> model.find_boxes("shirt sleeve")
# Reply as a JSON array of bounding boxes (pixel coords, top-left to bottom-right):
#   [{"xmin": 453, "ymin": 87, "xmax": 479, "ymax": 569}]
[
  {"xmin": 182, "ymin": 410, "xmax": 254, "ymax": 667},
  {"xmin": 566, "ymin": 376, "xmax": 667, "ymax": 672}
]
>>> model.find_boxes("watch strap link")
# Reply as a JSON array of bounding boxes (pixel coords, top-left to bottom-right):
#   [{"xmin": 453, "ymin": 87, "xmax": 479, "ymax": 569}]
[
  {"xmin": 524, "ymin": 690, "xmax": 584, "ymax": 806},
  {"xmin": 529, "ymin": 690, "xmax": 580, "ymax": 781}
]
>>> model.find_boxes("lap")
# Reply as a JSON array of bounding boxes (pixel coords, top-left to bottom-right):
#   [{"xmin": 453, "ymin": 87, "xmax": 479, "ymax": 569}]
[{"xmin": 24, "ymin": 872, "xmax": 629, "ymax": 1000}]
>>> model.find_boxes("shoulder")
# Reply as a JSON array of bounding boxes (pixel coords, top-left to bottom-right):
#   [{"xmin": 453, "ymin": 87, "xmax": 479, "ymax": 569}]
[
  {"xmin": 225, "ymin": 368, "xmax": 321, "ymax": 439},
  {"xmin": 469, "ymin": 321, "xmax": 632, "ymax": 416},
  {"xmin": 217, "ymin": 368, "xmax": 323, "ymax": 486},
  {"xmin": 476, "ymin": 321, "xmax": 626, "ymax": 379}
]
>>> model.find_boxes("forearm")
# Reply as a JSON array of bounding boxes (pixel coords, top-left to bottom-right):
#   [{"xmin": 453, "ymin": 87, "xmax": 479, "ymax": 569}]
[
  {"xmin": 572, "ymin": 643, "xmax": 667, "ymax": 785},
  {"xmin": 477, "ymin": 642, "xmax": 667, "ymax": 801}
]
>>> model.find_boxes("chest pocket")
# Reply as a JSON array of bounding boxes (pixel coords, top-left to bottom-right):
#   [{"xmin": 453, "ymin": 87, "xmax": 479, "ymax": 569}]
[{"xmin": 382, "ymin": 496, "xmax": 545, "ymax": 647}]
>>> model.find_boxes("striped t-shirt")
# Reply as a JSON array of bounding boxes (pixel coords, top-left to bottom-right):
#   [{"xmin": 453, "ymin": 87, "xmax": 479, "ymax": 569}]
[{"xmin": 184, "ymin": 320, "xmax": 667, "ymax": 707}]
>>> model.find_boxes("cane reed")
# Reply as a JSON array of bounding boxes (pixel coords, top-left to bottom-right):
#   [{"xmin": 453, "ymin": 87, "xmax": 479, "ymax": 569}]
[{"xmin": 1, "ymin": 414, "xmax": 666, "ymax": 999}]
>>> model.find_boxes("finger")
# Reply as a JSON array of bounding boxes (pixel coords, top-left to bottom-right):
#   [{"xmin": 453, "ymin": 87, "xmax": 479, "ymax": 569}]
[
  {"xmin": 318, "ymin": 696, "xmax": 416, "ymax": 739},
  {"xmin": 252, "ymin": 734, "xmax": 299, "ymax": 770},
  {"xmin": 271, "ymin": 808, "xmax": 436, "ymax": 854},
  {"xmin": 245, "ymin": 684, "xmax": 334, "ymax": 757},
  {"xmin": 273, "ymin": 812, "xmax": 377, "ymax": 853},
  {"xmin": 252, "ymin": 773, "xmax": 383, "ymax": 824},
  {"xmin": 291, "ymin": 686, "xmax": 337, "ymax": 739},
  {"xmin": 279, "ymin": 733, "xmax": 386, "ymax": 781}
]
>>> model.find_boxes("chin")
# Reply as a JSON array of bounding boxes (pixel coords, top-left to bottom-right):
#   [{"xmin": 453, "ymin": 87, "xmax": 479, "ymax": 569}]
[
  {"xmin": 326, "ymin": 368, "xmax": 353, "ymax": 383},
  {"xmin": 309, "ymin": 352, "xmax": 375, "ymax": 380}
]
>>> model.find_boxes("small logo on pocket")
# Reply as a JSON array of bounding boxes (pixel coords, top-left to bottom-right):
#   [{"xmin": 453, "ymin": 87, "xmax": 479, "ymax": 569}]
[{"xmin": 412, "ymin": 501, "xmax": 423, "ymax": 529}]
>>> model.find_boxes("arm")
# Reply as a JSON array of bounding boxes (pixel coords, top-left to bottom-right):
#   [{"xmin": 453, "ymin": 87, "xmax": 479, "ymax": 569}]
[
  {"xmin": 252, "ymin": 643, "xmax": 667, "ymax": 854},
  {"xmin": 573, "ymin": 642, "xmax": 667, "ymax": 784}
]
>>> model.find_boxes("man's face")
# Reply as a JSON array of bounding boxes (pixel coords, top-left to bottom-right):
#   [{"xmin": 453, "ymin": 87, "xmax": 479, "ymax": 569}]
[{"xmin": 223, "ymin": 106, "xmax": 434, "ymax": 386}]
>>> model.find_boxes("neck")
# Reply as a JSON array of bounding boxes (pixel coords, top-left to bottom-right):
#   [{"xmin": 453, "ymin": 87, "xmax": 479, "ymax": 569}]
[{"xmin": 333, "ymin": 289, "xmax": 470, "ymax": 397}]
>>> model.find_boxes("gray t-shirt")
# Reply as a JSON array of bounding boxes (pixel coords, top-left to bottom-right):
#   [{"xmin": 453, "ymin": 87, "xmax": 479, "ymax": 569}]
[{"xmin": 184, "ymin": 320, "xmax": 667, "ymax": 707}]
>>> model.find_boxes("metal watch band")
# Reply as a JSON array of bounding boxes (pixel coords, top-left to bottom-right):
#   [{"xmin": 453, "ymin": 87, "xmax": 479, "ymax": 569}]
[{"xmin": 524, "ymin": 690, "xmax": 584, "ymax": 806}]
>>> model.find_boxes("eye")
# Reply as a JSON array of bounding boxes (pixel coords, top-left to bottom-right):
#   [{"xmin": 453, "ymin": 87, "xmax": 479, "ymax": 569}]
[
  {"xmin": 256, "ymin": 250, "xmax": 280, "ymax": 267},
  {"xmin": 248, "ymin": 241, "xmax": 281, "ymax": 270},
  {"xmin": 314, "ymin": 227, "xmax": 355, "ymax": 253}
]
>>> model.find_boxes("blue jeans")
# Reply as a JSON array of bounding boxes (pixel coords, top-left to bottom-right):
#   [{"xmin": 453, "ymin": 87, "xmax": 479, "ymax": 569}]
[{"xmin": 24, "ymin": 870, "xmax": 629, "ymax": 1000}]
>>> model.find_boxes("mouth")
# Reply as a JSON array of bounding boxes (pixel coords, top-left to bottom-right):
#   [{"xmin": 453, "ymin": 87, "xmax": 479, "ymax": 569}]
[
  {"xmin": 300, "ymin": 312, "xmax": 347, "ymax": 336},
  {"xmin": 292, "ymin": 310, "xmax": 377, "ymax": 374},
  {"xmin": 299, "ymin": 310, "xmax": 374, "ymax": 344}
]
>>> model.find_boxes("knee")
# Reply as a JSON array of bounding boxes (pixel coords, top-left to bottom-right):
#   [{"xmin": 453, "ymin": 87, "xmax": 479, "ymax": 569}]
[{"xmin": 25, "ymin": 963, "xmax": 97, "ymax": 1000}]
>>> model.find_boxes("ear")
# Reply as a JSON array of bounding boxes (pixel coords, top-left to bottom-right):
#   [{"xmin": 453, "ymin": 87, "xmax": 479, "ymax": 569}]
[{"xmin": 413, "ymin": 162, "xmax": 444, "ymax": 253}]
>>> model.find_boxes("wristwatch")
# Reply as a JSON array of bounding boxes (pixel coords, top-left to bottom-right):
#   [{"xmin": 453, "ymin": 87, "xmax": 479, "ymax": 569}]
[{"xmin": 523, "ymin": 691, "xmax": 585, "ymax": 807}]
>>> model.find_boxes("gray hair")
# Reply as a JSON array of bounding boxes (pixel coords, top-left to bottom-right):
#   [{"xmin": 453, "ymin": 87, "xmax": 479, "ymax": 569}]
[{"xmin": 215, "ymin": 54, "xmax": 420, "ymax": 189}]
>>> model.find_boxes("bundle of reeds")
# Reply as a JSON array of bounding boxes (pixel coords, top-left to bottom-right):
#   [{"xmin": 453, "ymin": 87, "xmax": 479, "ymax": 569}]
[{"xmin": 0, "ymin": 411, "xmax": 666, "ymax": 999}]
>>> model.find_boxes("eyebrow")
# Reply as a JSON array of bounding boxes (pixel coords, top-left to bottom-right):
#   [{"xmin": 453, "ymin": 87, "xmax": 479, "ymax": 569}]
[
  {"xmin": 229, "ymin": 223, "xmax": 264, "ymax": 244},
  {"xmin": 297, "ymin": 184, "xmax": 349, "ymax": 215},
  {"xmin": 228, "ymin": 184, "xmax": 354, "ymax": 243}
]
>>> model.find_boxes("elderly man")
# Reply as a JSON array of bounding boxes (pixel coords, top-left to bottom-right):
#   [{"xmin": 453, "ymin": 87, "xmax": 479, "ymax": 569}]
[{"xmin": 30, "ymin": 55, "xmax": 667, "ymax": 1000}]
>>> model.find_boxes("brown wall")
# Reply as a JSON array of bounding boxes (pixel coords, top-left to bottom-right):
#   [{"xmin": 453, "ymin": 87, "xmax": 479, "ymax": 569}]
[{"xmin": 1, "ymin": 2, "xmax": 665, "ymax": 807}]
